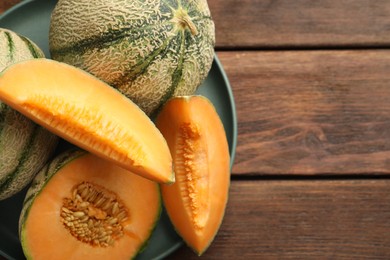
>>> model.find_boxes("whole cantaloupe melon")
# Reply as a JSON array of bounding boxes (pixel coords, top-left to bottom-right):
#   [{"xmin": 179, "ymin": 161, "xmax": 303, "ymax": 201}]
[
  {"xmin": 49, "ymin": 0, "xmax": 215, "ymax": 116},
  {"xmin": 0, "ymin": 28, "xmax": 58, "ymax": 200}
]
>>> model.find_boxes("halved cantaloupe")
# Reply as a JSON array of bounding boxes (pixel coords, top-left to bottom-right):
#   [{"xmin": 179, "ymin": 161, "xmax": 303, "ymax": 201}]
[
  {"xmin": 155, "ymin": 95, "xmax": 230, "ymax": 255},
  {"xmin": 0, "ymin": 58, "xmax": 173, "ymax": 184},
  {"xmin": 19, "ymin": 150, "xmax": 161, "ymax": 260}
]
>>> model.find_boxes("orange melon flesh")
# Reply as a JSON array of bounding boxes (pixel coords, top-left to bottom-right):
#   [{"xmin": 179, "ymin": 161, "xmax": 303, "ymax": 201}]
[
  {"xmin": 21, "ymin": 152, "xmax": 161, "ymax": 260},
  {"xmin": 0, "ymin": 58, "xmax": 173, "ymax": 184},
  {"xmin": 155, "ymin": 96, "xmax": 230, "ymax": 255}
]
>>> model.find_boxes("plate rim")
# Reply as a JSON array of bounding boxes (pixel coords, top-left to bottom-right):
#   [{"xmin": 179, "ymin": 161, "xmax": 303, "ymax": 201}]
[{"xmin": 214, "ymin": 55, "xmax": 238, "ymax": 167}]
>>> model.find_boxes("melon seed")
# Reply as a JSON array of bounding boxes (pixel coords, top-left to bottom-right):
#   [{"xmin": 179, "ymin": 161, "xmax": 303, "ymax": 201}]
[
  {"xmin": 95, "ymin": 197, "xmax": 106, "ymax": 207},
  {"xmin": 60, "ymin": 181, "xmax": 129, "ymax": 247},
  {"xmin": 73, "ymin": 211, "xmax": 85, "ymax": 218},
  {"xmin": 102, "ymin": 200, "xmax": 112, "ymax": 211},
  {"xmin": 117, "ymin": 210, "xmax": 127, "ymax": 221},
  {"xmin": 111, "ymin": 202, "xmax": 119, "ymax": 215},
  {"xmin": 108, "ymin": 217, "xmax": 118, "ymax": 225},
  {"xmin": 79, "ymin": 201, "xmax": 89, "ymax": 208},
  {"xmin": 62, "ymin": 207, "xmax": 71, "ymax": 213}
]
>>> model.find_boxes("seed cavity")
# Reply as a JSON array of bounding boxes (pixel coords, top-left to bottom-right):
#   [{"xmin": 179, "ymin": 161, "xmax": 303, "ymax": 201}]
[
  {"xmin": 175, "ymin": 123, "xmax": 209, "ymax": 231},
  {"xmin": 60, "ymin": 181, "xmax": 129, "ymax": 247}
]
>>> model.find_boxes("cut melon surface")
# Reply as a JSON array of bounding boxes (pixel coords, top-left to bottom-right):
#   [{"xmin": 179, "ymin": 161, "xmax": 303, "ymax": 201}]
[
  {"xmin": 156, "ymin": 95, "xmax": 230, "ymax": 255},
  {"xmin": 0, "ymin": 58, "xmax": 173, "ymax": 184},
  {"xmin": 20, "ymin": 151, "xmax": 161, "ymax": 260}
]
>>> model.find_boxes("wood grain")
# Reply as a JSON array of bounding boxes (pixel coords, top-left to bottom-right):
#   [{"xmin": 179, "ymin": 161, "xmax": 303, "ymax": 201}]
[
  {"xmin": 217, "ymin": 50, "xmax": 390, "ymax": 176},
  {"xmin": 0, "ymin": 0, "xmax": 21, "ymax": 14},
  {"xmin": 209, "ymin": 0, "xmax": 390, "ymax": 49},
  {"xmin": 169, "ymin": 180, "xmax": 390, "ymax": 259}
]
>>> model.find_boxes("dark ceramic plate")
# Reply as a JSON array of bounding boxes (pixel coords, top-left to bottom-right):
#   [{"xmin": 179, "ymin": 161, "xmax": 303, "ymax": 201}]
[{"xmin": 0, "ymin": 0, "xmax": 237, "ymax": 259}]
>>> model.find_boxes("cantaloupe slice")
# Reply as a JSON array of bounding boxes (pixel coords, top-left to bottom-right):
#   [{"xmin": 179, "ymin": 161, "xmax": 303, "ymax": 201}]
[
  {"xmin": 19, "ymin": 150, "xmax": 161, "ymax": 260},
  {"xmin": 156, "ymin": 96, "xmax": 230, "ymax": 255},
  {"xmin": 0, "ymin": 58, "xmax": 173, "ymax": 184}
]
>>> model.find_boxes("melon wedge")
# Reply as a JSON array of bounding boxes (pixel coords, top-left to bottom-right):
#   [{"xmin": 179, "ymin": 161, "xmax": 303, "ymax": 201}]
[
  {"xmin": 156, "ymin": 96, "xmax": 230, "ymax": 255},
  {"xmin": 0, "ymin": 58, "xmax": 173, "ymax": 184}
]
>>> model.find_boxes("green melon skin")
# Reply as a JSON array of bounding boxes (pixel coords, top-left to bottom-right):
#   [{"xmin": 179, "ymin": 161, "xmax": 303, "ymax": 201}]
[
  {"xmin": 49, "ymin": 0, "xmax": 215, "ymax": 116},
  {"xmin": 0, "ymin": 28, "xmax": 59, "ymax": 200}
]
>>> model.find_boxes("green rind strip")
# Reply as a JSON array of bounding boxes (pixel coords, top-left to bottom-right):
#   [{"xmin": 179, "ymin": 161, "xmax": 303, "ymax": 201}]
[
  {"xmin": 161, "ymin": 0, "xmax": 178, "ymax": 10},
  {"xmin": 20, "ymin": 163, "xmax": 50, "ymax": 213},
  {"xmin": 0, "ymin": 103, "xmax": 9, "ymax": 145},
  {"xmin": 50, "ymin": 21, "xmax": 173, "ymax": 58},
  {"xmin": 112, "ymin": 34, "xmax": 176, "ymax": 89},
  {"xmin": 0, "ymin": 108, "xmax": 30, "ymax": 187},
  {"xmin": 150, "ymin": 30, "xmax": 186, "ymax": 118},
  {"xmin": 0, "ymin": 124, "xmax": 39, "ymax": 192},
  {"xmin": 4, "ymin": 31, "xmax": 14, "ymax": 62},
  {"xmin": 19, "ymin": 36, "xmax": 42, "ymax": 58},
  {"xmin": 187, "ymin": 11, "xmax": 213, "ymax": 20}
]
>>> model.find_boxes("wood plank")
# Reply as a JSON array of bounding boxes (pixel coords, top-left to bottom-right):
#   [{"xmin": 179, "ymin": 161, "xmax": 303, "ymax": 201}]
[
  {"xmin": 216, "ymin": 50, "xmax": 390, "ymax": 175},
  {"xmin": 169, "ymin": 180, "xmax": 390, "ymax": 259},
  {"xmin": 209, "ymin": 0, "xmax": 390, "ymax": 48},
  {"xmin": 0, "ymin": 0, "xmax": 20, "ymax": 14}
]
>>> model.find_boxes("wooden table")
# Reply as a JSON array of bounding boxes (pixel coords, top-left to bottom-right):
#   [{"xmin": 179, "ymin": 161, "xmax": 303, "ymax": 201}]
[{"xmin": 2, "ymin": 0, "xmax": 390, "ymax": 259}]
